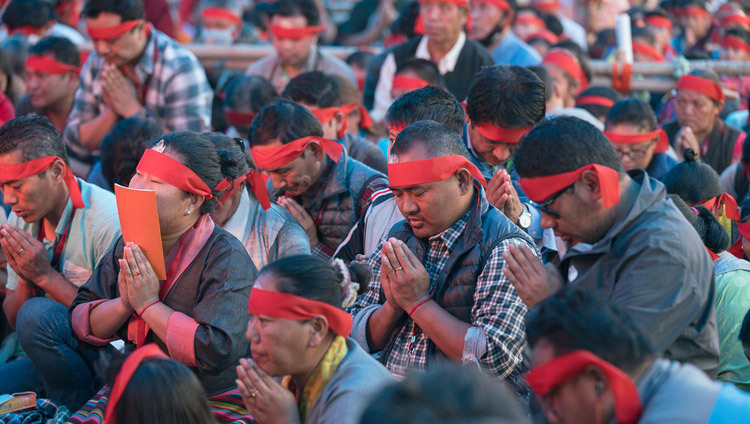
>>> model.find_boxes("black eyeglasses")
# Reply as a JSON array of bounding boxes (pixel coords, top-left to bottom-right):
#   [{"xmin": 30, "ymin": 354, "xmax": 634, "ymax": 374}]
[{"xmin": 530, "ymin": 183, "xmax": 575, "ymax": 218}]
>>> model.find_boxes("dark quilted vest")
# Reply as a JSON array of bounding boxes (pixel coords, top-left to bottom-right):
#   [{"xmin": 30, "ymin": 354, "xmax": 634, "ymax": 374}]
[{"xmin": 664, "ymin": 120, "xmax": 744, "ymax": 174}]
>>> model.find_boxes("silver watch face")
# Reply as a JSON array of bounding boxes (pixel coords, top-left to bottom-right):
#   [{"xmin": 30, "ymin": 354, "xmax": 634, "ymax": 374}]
[{"xmin": 519, "ymin": 213, "xmax": 532, "ymax": 229}]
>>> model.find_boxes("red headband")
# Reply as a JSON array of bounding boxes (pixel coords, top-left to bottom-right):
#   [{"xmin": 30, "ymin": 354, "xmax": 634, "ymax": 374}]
[
  {"xmin": 576, "ymin": 95, "xmax": 615, "ymax": 108},
  {"xmin": 136, "ymin": 149, "xmax": 213, "ymax": 199},
  {"xmin": 720, "ymin": 13, "xmax": 750, "ymax": 29},
  {"xmin": 341, "ymin": 103, "xmax": 374, "ymax": 129},
  {"xmin": 525, "ymin": 350, "xmax": 643, "ymax": 424},
  {"xmin": 392, "ymin": 75, "xmax": 430, "ymax": 92},
  {"xmin": 251, "ymin": 136, "xmax": 344, "ymax": 170},
  {"xmin": 738, "ymin": 222, "xmax": 750, "ymax": 240},
  {"xmin": 419, "ymin": 0, "xmax": 468, "ymax": 7},
  {"xmin": 515, "ymin": 15, "xmax": 546, "ymax": 28},
  {"xmin": 533, "ymin": 0, "xmax": 560, "ymax": 12},
  {"xmin": 722, "ymin": 35, "xmax": 750, "ymax": 53},
  {"xmin": 105, "ymin": 344, "xmax": 168, "ymax": 424},
  {"xmin": 474, "ymin": 0, "xmax": 511, "ymax": 11},
  {"xmin": 224, "ymin": 109, "xmax": 257, "ymax": 126},
  {"xmin": 387, "ymin": 121, "xmax": 407, "ymax": 135},
  {"xmin": 308, "ymin": 107, "xmax": 347, "ymax": 139},
  {"xmin": 9, "ymin": 25, "xmax": 45, "ymax": 37},
  {"xmin": 201, "ymin": 7, "xmax": 242, "ymax": 26},
  {"xmin": 87, "ymin": 19, "xmax": 142, "ymax": 40},
  {"xmin": 473, "ymin": 122, "xmax": 532, "ymax": 144},
  {"xmin": 0, "ymin": 156, "xmax": 84, "ymax": 209},
  {"xmin": 389, "ymin": 155, "xmax": 487, "ymax": 188},
  {"xmin": 215, "ymin": 170, "xmax": 270, "ymax": 210},
  {"xmin": 543, "ymin": 49, "xmax": 588, "ymax": 92},
  {"xmin": 632, "ymin": 42, "xmax": 665, "ymax": 62},
  {"xmin": 679, "ymin": 5, "xmax": 708, "ymax": 18},
  {"xmin": 676, "ymin": 74, "xmax": 725, "ymax": 104},
  {"xmin": 519, "ymin": 164, "xmax": 620, "ymax": 208},
  {"xmin": 25, "ymin": 55, "xmax": 80, "ymax": 75},
  {"xmin": 604, "ymin": 129, "xmax": 669, "ymax": 153},
  {"xmin": 527, "ymin": 30, "xmax": 559, "ymax": 45},
  {"xmin": 699, "ymin": 193, "xmax": 740, "ymax": 221},
  {"xmin": 645, "ymin": 15, "xmax": 673, "ymax": 31},
  {"xmin": 247, "ymin": 288, "xmax": 352, "ymax": 337},
  {"xmin": 268, "ymin": 24, "xmax": 324, "ymax": 39}
]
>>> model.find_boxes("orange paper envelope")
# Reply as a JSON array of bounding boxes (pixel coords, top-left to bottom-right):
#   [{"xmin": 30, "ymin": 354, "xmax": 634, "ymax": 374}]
[{"xmin": 114, "ymin": 184, "xmax": 166, "ymax": 280}]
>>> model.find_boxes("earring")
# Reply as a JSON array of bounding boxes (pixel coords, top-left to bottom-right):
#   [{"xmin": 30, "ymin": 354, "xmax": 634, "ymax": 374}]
[{"xmin": 185, "ymin": 209, "xmax": 191, "ymax": 215}]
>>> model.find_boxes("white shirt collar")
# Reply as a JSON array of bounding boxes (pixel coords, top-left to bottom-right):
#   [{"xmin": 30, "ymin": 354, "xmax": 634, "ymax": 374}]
[
  {"xmin": 415, "ymin": 32, "xmax": 466, "ymax": 75},
  {"xmin": 222, "ymin": 189, "xmax": 251, "ymax": 241}
]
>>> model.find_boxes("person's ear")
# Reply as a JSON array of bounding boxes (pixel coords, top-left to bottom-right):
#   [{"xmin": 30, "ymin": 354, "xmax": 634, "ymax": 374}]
[
  {"xmin": 307, "ymin": 315, "xmax": 330, "ymax": 348},
  {"xmin": 335, "ymin": 111, "xmax": 346, "ymax": 135},
  {"xmin": 500, "ymin": 10, "xmax": 514, "ymax": 28},
  {"xmin": 187, "ymin": 193, "xmax": 205, "ymax": 213},
  {"xmin": 307, "ymin": 142, "xmax": 325, "ymax": 161},
  {"xmin": 579, "ymin": 169, "xmax": 603, "ymax": 204},
  {"xmin": 49, "ymin": 159, "xmax": 67, "ymax": 184},
  {"xmin": 455, "ymin": 168, "xmax": 474, "ymax": 195}
]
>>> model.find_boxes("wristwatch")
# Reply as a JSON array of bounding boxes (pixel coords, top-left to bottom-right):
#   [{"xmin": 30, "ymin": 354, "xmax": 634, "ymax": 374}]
[{"xmin": 518, "ymin": 204, "xmax": 532, "ymax": 230}]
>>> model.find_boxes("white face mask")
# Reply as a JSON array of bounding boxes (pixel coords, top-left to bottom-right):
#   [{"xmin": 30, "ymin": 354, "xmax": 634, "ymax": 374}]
[
  {"xmin": 201, "ymin": 27, "xmax": 236, "ymax": 45},
  {"xmin": 26, "ymin": 34, "xmax": 40, "ymax": 45}
]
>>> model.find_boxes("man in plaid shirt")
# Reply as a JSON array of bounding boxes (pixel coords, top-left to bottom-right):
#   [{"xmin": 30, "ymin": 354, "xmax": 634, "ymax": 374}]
[
  {"xmin": 63, "ymin": 0, "xmax": 212, "ymax": 176},
  {"xmin": 350, "ymin": 121, "xmax": 537, "ymax": 391}
]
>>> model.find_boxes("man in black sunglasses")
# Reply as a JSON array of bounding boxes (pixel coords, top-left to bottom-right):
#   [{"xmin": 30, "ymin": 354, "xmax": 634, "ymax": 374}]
[{"xmin": 503, "ymin": 116, "xmax": 720, "ymax": 378}]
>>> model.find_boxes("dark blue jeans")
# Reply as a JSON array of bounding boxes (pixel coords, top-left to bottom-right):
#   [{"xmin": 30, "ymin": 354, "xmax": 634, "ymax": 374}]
[{"xmin": 14, "ymin": 297, "xmax": 108, "ymax": 411}]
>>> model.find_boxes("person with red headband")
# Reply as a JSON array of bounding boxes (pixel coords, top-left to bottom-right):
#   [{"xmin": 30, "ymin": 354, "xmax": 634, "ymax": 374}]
[
  {"xmin": 365, "ymin": 0, "xmax": 493, "ymax": 124},
  {"xmin": 389, "ymin": 58, "xmax": 443, "ymax": 101},
  {"xmin": 719, "ymin": 28, "xmax": 750, "ymax": 111},
  {"xmin": 469, "ymin": 0, "xmax": 541, "ymax": 66},
  {"xmin": 604, "ymin": 98, "xmax": 677, "ymax": 181},
  {"xmin": 664, "ymin": 70, "xmax": 746, "ymax": 175},
  {"xmin": 193, "ymin": 0, "xmax": 259, "ymax": 45},
  {"xmin": 237, "ymin": 255, "xmax": 393, "ymax": 424},
  {"xmin": 673, "ymin": 0, "xmax": 713, "ymax": 54},
  {"xmin": 244, "ymin": 0, "xmax": 356, "ymax": 95},
  {"xmin": 1, "ymin": 0, "xmax": 86, "ymax": 46},
  {"xmin": 631, "ymin": 26, "xmax": 667, "ymax": 62},
  {"xmin": 15, "ymin": 132, "xmax": 258, "ymax": 411},
  {"xmin": 644, "ymin": 9, "xmax": 679, "ymax": 60},
  {"xmin": 350, "ymin": 121, "xmax": 536, "ymax": 390},
  {"xmin": 504, "ymin": 116, "xmax": 719, "ymax": 376},
  {"xmin": 526, "ymin": 289, "xmax": 750, "ymax": 424},
  {"xmin": 281, "ymin": 71, "xmax": 388, "ymax": 174},
  {"xmin": 221, "ymin": 75, "xmax": 277, "ymax": 140},
  {"xmin": 249, "ymin": 99, "xmax": 388, "ymax": 260},
  {"xmin": 526, "ymin": 29, "xmax": 560, "ymax": 57},
  {"xmin": 63, "ymin": 0, "xmax": 212, "ymax": 177},
  {"xmin": 720, "ymin": 130, "xmax": 750, "ymax": 211},
  {"xmin": 16, "ymin": 37, "xmax": 80, "ymax": 133},
  {"xmin": 530, "ymin": 0, "xmax": 588, "ymax": 52},
  {"xmin": 335, "ymin": 86, "xmax": 466, "ymax": 262},
  {"xmin": 670, "ymin": 195, "xmax": 750, "ymax": 392},
  {"xmin": 575, "ymin": 87, "xmax": 621, "ymax": 124},
  {"xmin": 332, "ymin": 74, "xmax": 379, "ymax": 143},
  {"xmin": 205, "ymin": 133, "xmax": 310, "ymax": 270},
  {"xmin": 542, "ymin": 47, "xmax": 591, "ymax": 109},
  {"xmin": 0, "ymin": 116, "xmax": 121, "ymax": 405},
  {"xmin": 512, "ymin": 7, "xmax": 546, "ymax": 44}
]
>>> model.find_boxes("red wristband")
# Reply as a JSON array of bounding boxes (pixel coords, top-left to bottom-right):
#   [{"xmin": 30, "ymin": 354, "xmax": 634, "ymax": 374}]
[
  {"xmin": 409, "ymin": 298, "xmax": 431, "ymax": 316},
  {"xmin": 17, "ymin": 283, "xmax": 37, "ymax": 296},
  {"xmin": 137, "ymin": 300, "xmax": 160, "ymax": 317}
]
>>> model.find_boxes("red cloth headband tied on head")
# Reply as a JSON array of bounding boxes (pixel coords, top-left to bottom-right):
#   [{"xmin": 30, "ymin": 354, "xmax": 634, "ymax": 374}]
[
  {"xmin": 308, "ymin": 107, "xmax": 347, "ymax": 139},
  {"xmin": 632, "ymin": 42, "xmax": 665, "ymax": 62},
  {"xmin": 87, "ymin": 19, "xmax": 142, "ymax": 40},
  {"xmin": 268, "ymin": 24, "xmax": 325, "ymax": 39},
  {"xmin": 699, "ymin": 193, "xmax": 740, "ymax": 221},
  {"xmin": 525, "ymin": 350, "xmax": 643, "ymax": 424},
  {"xmin": 105, "ymin": 344, "xmax": 169, "ymax": 424},
  {"xmin": 515, "ymin": 15, "xmax": 546, "ymax": 28},
  {"xmin": 604, "ymin": 129, "xmax": 669, "ymax": 153},
  {"xmin": 527, "ymin": 30, "xmax": 559, "ymax": 45},
  {"xmin": 543, "ymin": 49, "xmax": 588, "ymax": 93},
  {"xmin": 676, "ymin": 74, "xmax": 725, "ymax": 104},
  {"xmin": 0, "ymin": 156, "xmax": 84, "ymax": 209},
  {"xmin": 388, "ymin": 155, "xmax": 487, "ymax": 188},
  {"xmin": 644, "ymin": 15, "xmax": 673, "ymax": 31},
  {"xmin": 532, "ymin": 0, "xmax": 560, "ymax": 12},
  {"xmin": 418, "ymin": 0, "xmax": 468, "ymax": 7},
  {"xmin": 25, "ymin": 56, "xmax": 81, "ymax": 75},
  {"xmin": 10, "ymin": 25, "xmax": 45, "ymax": 37},
  {"xmin": 201, "ymin": 7, "xmax": 243, "ymax": 26},
  {"xmin": 214, "ymin": 170, "xmax": 271, "ymax": 210},
  {"xmin": 473, "ymin": 0, "xmax": 511, "ymax": 11},
  {"xmin": 251, "ymin": 136, "xmax": 344, "ymax": 170},
  {"xmin": 473, "ymin": 122, "xmax": 532, "ymax": 144},
  {"xmin": 722, "ymin": 35, "xmax": 750, "ymax": 53},
  {"xmin": 341, "ymin": 103, "xmax": 374, "ymax": 129},
  {"xmin": 387, "ymin": 121, "xmax": 408, "ymax": 136},
  {"xmin": 519, "ymin": 164, "xmax": 620, "ymax": 208},
  {"xmin": 247, "ymin": 288, "xmax": 353, "ymax": 337},
  {"xmin": 391, "ymin": 75, "xmax": 430, "ymax": 92},
  {"xmin": 720, "ymin": 13, "xmax": 750, "ymax": 29},
  {"xmin": 576, "ymin": 96, "xmax": 615, "ymax": 108},
  {"xmin": 136, "ymin": 148, "xmax": 213, "ymax": 199},
  {"xmin": 224, "ymin": 109, "xmax": 257, "ymax": 126}
]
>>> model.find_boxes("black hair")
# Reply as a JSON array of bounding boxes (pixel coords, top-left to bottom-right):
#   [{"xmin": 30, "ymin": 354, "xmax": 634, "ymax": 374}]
[
  {"xmin": 83, "ymin": 0, "xmax": 146, "ymax": 20},
  {"xmin": 153, "ymin": 132, "xmax": 223, "ymax": 214},
  {"xmin": 395, "ymin": 58, "xmax": 444, "ymax": 88},
  {"xmin": 246, "ymin": 1, "xmax": 273, "ymax": 32},
  {"xmin": 0, "ymin": 43, "xmax": 19, "ymax": 104},
  {"xmin": 282, "ymin": 70, "xmax": 341, "ymax": 108},
  {"xmin": 360, "ymin": 364, "xmax": 526, "ymax": 424},
  {"xmin": 740, "ymin": 308, "xmax": 750, "ymax": 344},
  {"xmin": 202, "ymin": 132, "xmax": 250, "ymax": 182},
  {"xmin": 590, "ymin": 28, "xmax": 617, "ymax": 59},
  {"xmin": 678, "ymin": 0, "xmax": 707, "ymax": 10},
  {"xmin": 668, "ymin": 194, "xmax": 729, "ymax": 253},
  {"xmin": 269, "ymin": 0, "xmax": 320, "ymax": 26},
  {"xmin": 346, "ymin": 50, "xmax": 374, "ymax": 69},
  {"xmin": 515, "ymin": 116, "xmax": 623, "ymax": 178},
  {"xmin": 725, "ymin": 28, "xmax": 750, "ymax": 47},
  {"xmin": 259, "ymin": 255, "xmax": 370, "ymax": 308},
  {"xmin": 331, "ymin": 74, "xmax": 359, "ymax": 105},
  {"xmin": 541, "ymin": 12, "xmax": 563, "ymax": 36},
  {"xmin": 631, "ymin": 26, "xmax": 656, "ymax": 45},
  {"xmin": 645, "ymin": 8, "xmax": 672, "ymax": 22},
  {"xmin": 526, "ymin": 289, "xmax": 655, "ymax": 372},
  {"xmin": 249, "ymin": 98, "xmax": 324, "ymax": 147},
  {"xmin": 527, "ymin": 65, "xmax": 554, "ymax": 101},
  {"xmin": 0, "ymin": 116, "xmax": 67, "ymax": 163},
  {"xmin": 100, "ymin": 117, "xmax": 163, "ymax": 189},
  {"xmin": 2, "ymin": 0, "xmax": 54, "ymax": 29},
  {"xmin": 223, "ymin": 75, "xmax": 277, "ymax": 113},
  {"xmin": 391, "ymin": 120, "xmax": 471, "ymax": 160},
  {"xmin": 577, "ymin": 87, "xmax": 622, "ymax": 121},
  {"xmin": 390, "ymin": 1, "xmax": 421, "ymax": 40},
  {"xmin": 385, "ymin": 86, "xmax": 465, "ymax": 136},
  {"xmin": 604, "ymin": 97, "xmax": 656, "ymax": 132},
  {"xmin": 29, "ymin": 36, "xmax": 80, "ymax": 68},
  {"xmin": 466, "ymin": 65, "xmax": 546, "ymax": 129},
  {"xmin": 663, "ymin": 149, "xmax": 722, "ymax": 205}
]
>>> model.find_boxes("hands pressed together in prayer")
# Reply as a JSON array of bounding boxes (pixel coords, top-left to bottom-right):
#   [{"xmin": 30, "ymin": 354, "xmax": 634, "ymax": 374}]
[
  {"xmin": 502, "ymin": 243, "xmax": 564, "ymax": 308},
  {"xmin": 278, "ymin": 197, "xmax": 319, "ymax": 247},
  {"xmin": 117, "ymin": 242, "xmax": 160, "ymax": 315},
  {"xmin": 101, "ymin": 63, "xmax": 143, "ymax": 118},
  {"xmin": 674, "ymin": 126, "xmax": 700, "ymax": 160},
  {"xmin": 0, "ymin": 224, "xmax": 54, "ymax": 289},
  {"xmin": 487, "ymin": 169, "xmax": 524, "ymax": 225},
  {"xmin": 380, "ymin": 238, "xmax": 430, "ymax": 315},
  {"xmin": 236, "ymin": 358, "xmax": 300, "ymax": 424}
]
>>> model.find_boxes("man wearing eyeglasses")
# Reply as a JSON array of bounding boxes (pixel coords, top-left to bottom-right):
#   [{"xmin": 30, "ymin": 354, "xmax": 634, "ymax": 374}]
[{"xmin": 503, "ymin": 116, "xmax": 719, "ymax": 377}]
